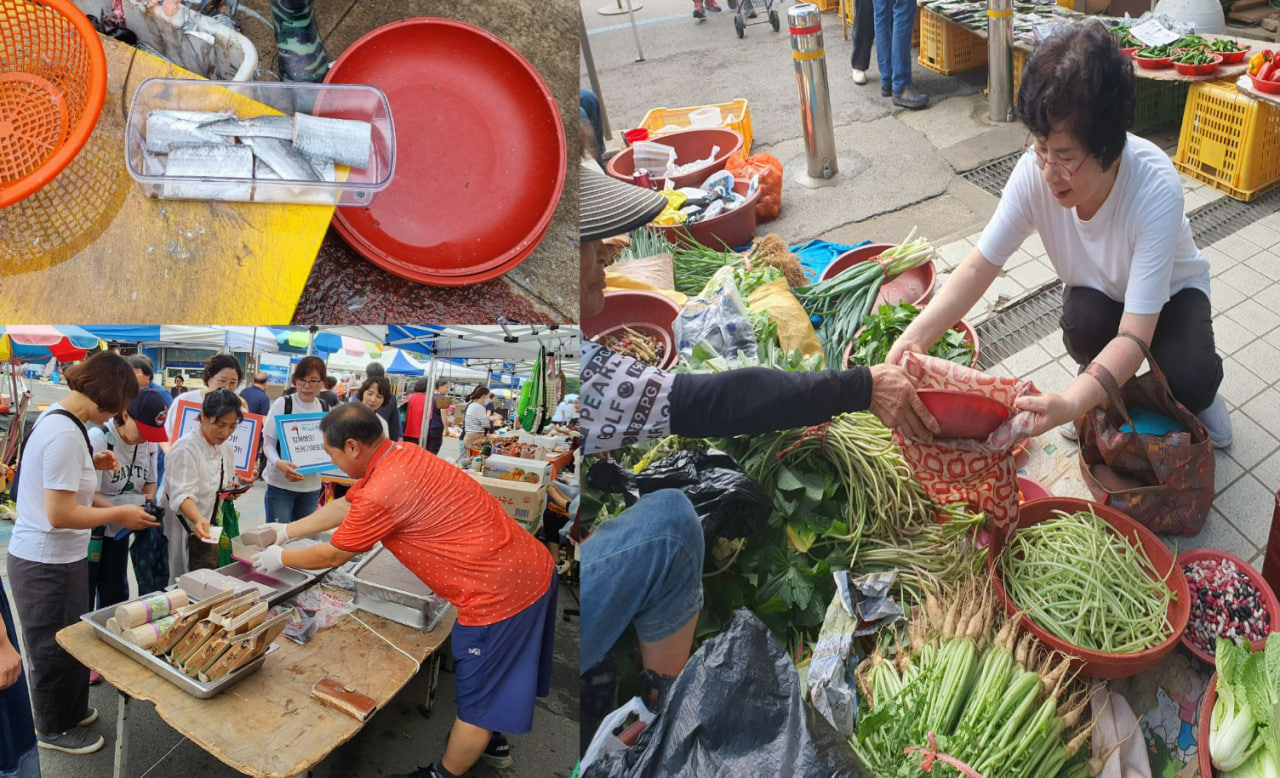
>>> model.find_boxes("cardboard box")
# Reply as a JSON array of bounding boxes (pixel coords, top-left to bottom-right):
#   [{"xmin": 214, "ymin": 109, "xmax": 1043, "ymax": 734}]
[
  {"xmin": 481, "ymin": 454, "xmax": 552, "ymax": 488},
  {"xmin": 469, "ymin": 473, "xmax": 547, "ymax": 527}
]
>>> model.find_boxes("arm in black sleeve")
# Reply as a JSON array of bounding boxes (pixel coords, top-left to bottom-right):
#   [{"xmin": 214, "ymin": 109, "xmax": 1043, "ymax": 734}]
[{"xmin": 669, "ymin": 367, "xmax": 874, "ymax": 439}]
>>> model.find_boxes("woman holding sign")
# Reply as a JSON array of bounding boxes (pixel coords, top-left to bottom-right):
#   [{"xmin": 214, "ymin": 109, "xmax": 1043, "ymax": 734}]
[
  {"xmin": 160, "ymin": 390, "xmax": 247, "ymax": 581},
  {"xmin": 261, "ymin": 356, "xmax": 333, "ymax": 525},
  {"xmin": 163, "ymin": 353, "xmax": 247, "ymax": 444}
]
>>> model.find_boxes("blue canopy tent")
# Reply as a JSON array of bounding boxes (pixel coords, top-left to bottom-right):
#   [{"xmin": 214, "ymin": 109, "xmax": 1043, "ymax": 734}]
[
  {"xmin": 385, "ymin": 350, "xmax": 429, "ymax": 376},
  {"xmin": 82, "ymin": 326, "xmax": 278, "ymax": 353}
]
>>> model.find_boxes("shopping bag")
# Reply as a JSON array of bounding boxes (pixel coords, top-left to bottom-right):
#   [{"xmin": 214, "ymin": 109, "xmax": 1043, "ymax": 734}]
[{"xmin": 1076, "ymin": 335, "xmax": 1214, "ymax": 536}]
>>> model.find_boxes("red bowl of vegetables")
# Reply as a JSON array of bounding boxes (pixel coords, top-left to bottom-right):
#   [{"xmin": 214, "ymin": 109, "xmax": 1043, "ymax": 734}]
[
  {"xmin": 582, "ymin": 290, "xmax": 682, "ymax": 369},
  {"xmin": 1119, "ymin": 46, "xmax": 1138, "ymax": 58},
  {"xmin": 1176, "ymin": 549, "xmax": 1279, "ymax": 666},
  {"xmin": 605, "ymin": 127, "xmax": 744, "ymax": 190},
  {"xmin": 1252, "ymin": 75, "xmax": 1280, "ymax": 96},
  {"xmin": 1017, "ymin": 475, "xmax": 1051, "ymax": 503},
  {"xmin": 1174, "ymin": 52, "xmax": 1223, "ymax": 76},
  {"xmin": 841, "ymin": 319, "xmax": 980, "ymax": 369},
  {"xmin": 989, "ymin": 497, "xmax": 1191, "ymax": 679},
  {"xmin": 1218, "ymin": 47, "xmax": 1250, "ymax": 64},
  {"xmin": 819, "ymin": 243, "xmax": 937, "ymax": 308},
  {"xmin": 1134, "ymin": 55, "xmax": 1173, "ymax": 69},
  {"xmin": 1197, "ymin": 637, "xmax": 1270, "ymax": 778}
]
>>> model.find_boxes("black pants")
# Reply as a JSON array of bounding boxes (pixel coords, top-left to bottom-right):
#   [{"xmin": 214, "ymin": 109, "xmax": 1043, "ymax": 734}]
[
  {"xmin": 425, "ymin": 431, "xmax": 443, "ymax": 455},
  {"xmin": 850, "ymin": 0, "xmax": 875, "ymax": 70},
  {"xmin": 87, "ymin": 535, "xmax": 130, "ymax": 610},
  {"xmin": 7, "ymin": 556, "xmax": 90, "ymax": 734},
  {"xmin": 1060, "ymin": 286, "xmax": 1223, "ymax": 414}
]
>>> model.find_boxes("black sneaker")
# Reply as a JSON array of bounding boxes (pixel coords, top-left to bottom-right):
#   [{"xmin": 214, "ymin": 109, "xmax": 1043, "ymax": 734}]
[
  {"xmin": 482, "ymin": 733, "xmax": 513, "ymax": 769},
  {"xmin": 892, "ymin": 87, "xmax": 929, "ymax": 109},
  {"xmin": 692, "ymin": 1, "xmax": 706, "ymax": 18},
  {"xmin": 388, "ymin": 766, "xmax": 442, "ymax": 778},
  {"xmin": 78, "ymin": 707, "xmax": 98, "ymax": 727},
  {"xmin": 38, "ymin": 728, "xmax": 104, "ymax": 755},
  {"xmin": 880, "ymin": 84, "xmax": 892, "ymax": 97}
]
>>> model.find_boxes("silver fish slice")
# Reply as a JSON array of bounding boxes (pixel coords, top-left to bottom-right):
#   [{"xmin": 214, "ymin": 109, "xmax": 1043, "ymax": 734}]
[
  {"xmin": 292, "ymin": 112, "xmax": 372, "ymax": 169},
  {"xmin": 204, "ymin": 115, "xmax": 294, "ymax": 140},
  {"xmin": 145, "ymin": 113, "xmax": 233, "ymax": 154},
  {"xmin": 243, "ymin": 137, "xmax": 321, "ymax": 182}
]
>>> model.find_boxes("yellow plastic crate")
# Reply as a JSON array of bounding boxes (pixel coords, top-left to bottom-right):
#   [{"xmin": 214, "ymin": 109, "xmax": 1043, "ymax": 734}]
[
  {"xmin": 1013, "ymin": 47, "xmax": 1027, "ymax": 99},
  {"xmin": 918, "ymin": 8, "xmax": 987, "ymax": 75},
  {"xmin": 914, "ymin": 11, "xmax": 921, "ymax": 48},
  {"xmin": 639, "ymin": 99, "xmax": 753, "ymax": 158},
  {"xmin": 1174, "ymin": 80, "xmax": 1280, "ymax": 202},
  {"xmin": 813, "ymin": 0, "xmax": 838, "ymax": 11}
]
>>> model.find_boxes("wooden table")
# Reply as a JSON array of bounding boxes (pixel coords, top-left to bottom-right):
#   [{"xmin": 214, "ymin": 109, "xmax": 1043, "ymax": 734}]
[
  {"xmin": 0, "ymin": 34, "xmax": 334, "ymax": 322},
  {"xmin": 1132, "ymin": 35, "xmax": 1251, "ymax": 82},
  {"xmin": 58, "ymin": 603, "xmax": 455, "ymax": 778}
]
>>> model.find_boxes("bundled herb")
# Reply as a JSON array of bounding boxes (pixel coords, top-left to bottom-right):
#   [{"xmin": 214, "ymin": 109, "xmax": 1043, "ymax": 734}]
[
  {"xmin": 794, "ymin": 228, "xmax": 937, "ymax": 366},
  {"xmin": 849, "ymin": 302, "xmax": 975, "ymax": 367},
  {"xmin": 997, "ymin": 507, "xmax": 1176, "ymax": 654},
  {"xmin": 853, "ymin": 576, "xmax": 1097, "ymax": 778}
]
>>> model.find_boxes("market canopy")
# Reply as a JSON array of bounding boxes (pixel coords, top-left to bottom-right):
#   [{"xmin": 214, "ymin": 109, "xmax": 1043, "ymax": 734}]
[
  {"xmin": 385, "ymin": 350, "xmax": 429, "ymax": 376},
  {"xmin": 382, "ymin": 325, "xmax": 579, "ymax": 362},
  {"xmin": 82, "ymin": 326, "xmax": 280, "ymax": 353},
  {"xmin": 0, "ymin": 325, "xmax": 101, "ymax": 363}
]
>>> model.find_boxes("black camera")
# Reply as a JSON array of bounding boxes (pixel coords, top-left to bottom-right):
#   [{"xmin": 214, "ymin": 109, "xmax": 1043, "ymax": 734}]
[{"xmin": 142, "ymin": 498, "xmax": 165, "ymax": 523}]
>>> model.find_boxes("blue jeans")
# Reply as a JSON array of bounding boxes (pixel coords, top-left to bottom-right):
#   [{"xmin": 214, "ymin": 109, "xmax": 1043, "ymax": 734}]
[
  {"xmin": 873, "ymin": 0, "xmax": 915, "ymax": 94},
  {"xmin": 580, "ymin": 489, "xmax": 704, "ymax": 673},
  {"xmin": 264, "ymin": 484, "xmax": 321, "ymax": 524},
  {"xmin": 579, "ymin": 88, "xmax": 604, "ymax": 163}
]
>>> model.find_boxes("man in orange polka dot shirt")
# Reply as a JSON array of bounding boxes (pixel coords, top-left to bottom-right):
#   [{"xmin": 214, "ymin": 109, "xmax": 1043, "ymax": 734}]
[{"xmin": 251, "ymin": 403, "xmax": 557, "ymax": 778}]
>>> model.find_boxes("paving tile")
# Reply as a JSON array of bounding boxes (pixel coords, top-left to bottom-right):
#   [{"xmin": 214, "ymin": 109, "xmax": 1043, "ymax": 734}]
[
  {"xmin": 1244, "ymin": 249, "xmax": 1280, "ymax": 281},
  {"xmin": 1184, "ymin": 189, "xmax": 1216, "ymax": 212},
  {"xmin": 999, "ymin": 343, "xmax": 1053, "ymax": 378},
  {"xmin": 1023, "ymin": 360, "xmax": 1074, "ymax": 391},
  {"xmin": 1165, "ymin": 508, "xmax": 1257, "ymax": 563},
  {"xmin": 1212, "ymin": 233, "xmax": 1267, "ymax": 263},
  {"xmin": 1225, "ymin": 298, "xmax": 1280, "ymax": 338},
  {"xmin": 1021, "ymin": 232, "xmax": 1047, "ymax": 259},
  {"xmin": 1252, "ymin": 275, "xmax": 1280, "ymax": 314},
  {"xmin": 1260, "ymin": 211, "xmax": 1280, "ymax": 232},
  {"xmin": 986, "ymin": 275, "xmax": 1025, "ymax": 307},
  {"xmin": 1252, "ymin": 448, "xmax": 1280, "ymax": 495},
  {"xmin": 1237, "ymin": 222, "xmax": 1280, "ymax": 253},
  {"xmin": 1217, "ymin": 473, "xmax": 1275, "ymax": 546},
  {"xmin": 1219, "ymin": 357, "xmax": 1267, "ymax": 410},
  {"xmin": 1215, "ymin": 450, "xmax": 1245, "ymax": 494},
  {"xmin": 1036, "ymin": 332, "xmax": 1067, "ymax": 360},
  {"xmin": 1202, "ymin": 245, "xmax": 1238, "ymax": 278},
  {"xmin": 1219, "ymin": 263, "xmax": 1270, "ymax": 298},
  {"xmin": 938, "ymin": 240, "xmax": 970, "ymax": 270},
  {"xmin": 1211, "ymin": 277, "xmax": 1246, "ymax": 314},
  {"xmin": 1234, "ymin": 338, "xmax": 1280, "ymax": 383},
  {"xmin": 1211, "ymin": 314, "xmax": 1253, "ymax": 357},
  {"xmin": 1058, "ymin": 355, "xmax": 1081, "ymax": 377},
  {"xmin": 1226, "ymin": 414, "xmax": 1280, "ymax": 470},
  {"xmin": 1242, "ymin": 389, "xmax": 1280, "ymax": 442},
  {"xmin": 1252, "ymin": 549, "xmax": 1265, "ymax": 570},
  {"xmin": 1009, "ymin": 261, "xmax": 1055, "ymax": 292}
]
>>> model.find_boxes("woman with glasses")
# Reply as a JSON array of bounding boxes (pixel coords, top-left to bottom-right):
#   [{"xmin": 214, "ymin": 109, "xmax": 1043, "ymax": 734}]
[
  {"xmin": 261, "ymin": 356, "xmax": 332, "ymax": 524},
  {"xmin": 163, "ymin": 353, "xmax": 248, "ymax": 445},
  {"xmin": 888, "ymin": 22, "xmax": 1230, "ymax": 448}
]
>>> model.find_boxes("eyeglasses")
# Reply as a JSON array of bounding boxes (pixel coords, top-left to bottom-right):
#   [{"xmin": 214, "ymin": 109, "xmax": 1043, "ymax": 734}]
[
  {"xmin": 1024, "ymin": 133, "xmax": 1089, "ymax": 179},
  {"xmin": 298, "ymin": 378, "xmax": 324, "ymax": 387}
]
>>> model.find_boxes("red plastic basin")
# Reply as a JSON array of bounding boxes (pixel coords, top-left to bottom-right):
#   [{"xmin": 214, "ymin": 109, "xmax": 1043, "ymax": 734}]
[
  {"xmin": 326, "ymin": 18, "xmax": 566, "ymax": 286},
  {"xmin": 1253, "ymin": 76, "xmax": 1280, "ymax": 96},
  {"xmin": 1176, "ymin": 548, "xmax": 1279, "ymax": 666},
  {"xmin": 841, "ymin": 319, "xmax": 979, "ymax": 369},
  {"xmin": 605, "ymin": 127, "xmax": 744, "ymax": 190},
  {"xmin": 819, "ymin": 242, "xmax": 937, "ymax": 307},
  {"xmin": 1218, "ymin": 48, "xmax": 1249, "ymax": 64},
  {"xmin": 1174, "ymin": 53, "xmax": 1222, "ymax": 76},
  {"xmin": 581, "ymin": 290, "xmax": 682, "ymax": 369},
  {"xmin": 653, "ymin": 178, "xmax": 760, "ymax": 251},
  {"xmin": 990, "ymin": 497, "xmax": 1191, "ymax": 679},
  {"xmin": 916, "ymin": 389, "xmax": 1010, "ymax": 439},
  {"xmin": 1017, "ymin": 476, "xmax": 1052, "ymax": 503},
  {"xmin": 1134, "ymin": 55, "xmax": 1173, "ymax": 69}
]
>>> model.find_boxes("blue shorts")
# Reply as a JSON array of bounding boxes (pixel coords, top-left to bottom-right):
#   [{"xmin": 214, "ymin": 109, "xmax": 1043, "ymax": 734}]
[{"xmin": 451, "ymin": 578, "xmax": 557, "ymax": 734}]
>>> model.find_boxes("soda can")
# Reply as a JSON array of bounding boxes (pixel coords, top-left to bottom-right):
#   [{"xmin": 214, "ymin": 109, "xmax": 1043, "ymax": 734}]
[{"xmin": 633, "ymin": 169, "xmax": 653, "ymax": 189}]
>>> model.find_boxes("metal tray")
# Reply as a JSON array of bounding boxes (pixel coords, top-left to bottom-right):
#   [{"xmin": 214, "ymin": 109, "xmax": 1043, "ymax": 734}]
[
  {"xmin": 205, "ymin": 559, "xmax": 324, "ymax": 607},
  {"xmin": 82, "ymin": 603, "xmax": 277, "ymax": 699},
  {"xmin": 352, "ymin": 547, "xmax": 448, "ymax": 631}
]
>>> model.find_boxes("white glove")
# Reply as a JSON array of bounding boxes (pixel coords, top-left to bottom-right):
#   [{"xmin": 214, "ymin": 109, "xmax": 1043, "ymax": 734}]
[
  {"xmin": 252, "ymin": 545, "xmax": 285, "ymax": 575},
  {"xmin": 269, "ymin": 522, "xmax": 292, "ymax": 546}
]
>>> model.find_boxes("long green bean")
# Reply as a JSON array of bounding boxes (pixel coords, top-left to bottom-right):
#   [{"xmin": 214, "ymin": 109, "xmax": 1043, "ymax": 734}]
[{"xmin": 997, "ymin": 508, "xmax": 1175, "ymax": 653}]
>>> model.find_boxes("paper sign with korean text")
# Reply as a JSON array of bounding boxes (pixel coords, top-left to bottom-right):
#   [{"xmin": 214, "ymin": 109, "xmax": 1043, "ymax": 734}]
[
  {"xmin": 274, "ymin": 412, "xmax": 333, "ymax": 474},
  {"xmin": 171, "ymin": 399, "xmax": 264, "ymax": 479}
]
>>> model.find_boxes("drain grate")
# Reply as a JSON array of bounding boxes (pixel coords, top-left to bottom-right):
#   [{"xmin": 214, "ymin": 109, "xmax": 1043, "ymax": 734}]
[
  {"xmin": 1187, "ymin": 187, "xmax": 1280, "ymax": 246},
  {"xmin": 974, "ymin": 282, "xmax": 1064, "ymax": 371},
  {"xmin": 960, "ymin": 151, "xmax": 1023, "ymax": 197}
]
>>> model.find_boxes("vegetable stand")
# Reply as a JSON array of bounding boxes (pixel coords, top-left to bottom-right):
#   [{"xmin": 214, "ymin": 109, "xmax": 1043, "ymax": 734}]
[{"xmin": 57, "ymin": 590, "xmax": 453, "ymax": 778}]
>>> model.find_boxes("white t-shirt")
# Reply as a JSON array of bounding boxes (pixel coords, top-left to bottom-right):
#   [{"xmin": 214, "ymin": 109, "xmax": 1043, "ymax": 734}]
[
  {"xmin": 89, "ymin": 422, "xmax": 158, "ymax": 505},
  {"xmin": 262, "ymin": 395, "xmax": 327, "ymax": 492},
  {"xmin": 976, "ymin": 133, "xmax": 1211, "ymax": 315},
  {"xmin": 9, "ymin": 404, "xmax": 98, "ymax": 564},
  {"xmin": 165, "ymin": 389, "xmax": 205, "ymax": 440},
  {"xmin": 464, "ymin": 402, "xmax": 490, "ymax": 434}
]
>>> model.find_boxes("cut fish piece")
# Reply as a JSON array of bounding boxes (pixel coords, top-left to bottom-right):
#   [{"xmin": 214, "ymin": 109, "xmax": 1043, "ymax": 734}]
[
  {"xmin": 145, "ymin": 113, "xmax": 233, "ymax": 154},
  {"xmin": 148, "ymin": 110, "xmax": 230, "ymax": 126},
  {"xmin": 244, "ymin": 137, "xmax": 320, "ymax": 182},
  {"xmin": 204, "ymin": 114, "xmax": 294, "ymax": 140},
  {"xmin": 293, "ymin": 112, "xmax": 372, "ymax": 169},
  {"xmin": 306, "ymin": 155, "xmax": 336, "ymax": 183},
  {"xmin": 165, "ymin": 144, "xmax": 254, "ymax": 179}
]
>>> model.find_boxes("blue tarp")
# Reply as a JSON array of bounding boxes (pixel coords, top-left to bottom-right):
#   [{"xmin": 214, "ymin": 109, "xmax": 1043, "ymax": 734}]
[{"xmin": 789, "ymin": 240, "xmax": 870, "ymax": 282}]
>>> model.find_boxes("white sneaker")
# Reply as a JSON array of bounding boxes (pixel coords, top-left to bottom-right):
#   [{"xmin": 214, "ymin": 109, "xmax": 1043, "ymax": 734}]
[
  {"xmin": 1059, "ymin": 420, "xmax": 1077, "ymax": 441},
  {"xmin": 851, "ymin": 68, "xmax": 867, "ymax": 85},
  {"xmin": 1197, "ymin": 393, "xmax": 1233, "ymax": 449}
]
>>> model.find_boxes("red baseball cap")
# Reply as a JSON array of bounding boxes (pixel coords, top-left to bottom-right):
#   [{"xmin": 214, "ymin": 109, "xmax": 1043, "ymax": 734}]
[{"xmin": 128, "ymin": 388, "xmax": 170, "ymax": 443}]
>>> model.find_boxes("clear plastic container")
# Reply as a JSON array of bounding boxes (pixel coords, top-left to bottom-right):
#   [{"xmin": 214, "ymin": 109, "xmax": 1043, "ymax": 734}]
[{"xmin": 125, "ymin": 78, "xmax": 395, "ymax": 205}]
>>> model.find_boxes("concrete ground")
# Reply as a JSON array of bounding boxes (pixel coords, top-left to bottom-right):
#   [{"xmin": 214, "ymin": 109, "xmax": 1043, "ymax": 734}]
[
  {"xmin": 583, "ymin": 0, "xmax": 1280, "ymax": 558},
  {"xmin": 225, "ymin": 0, "xmax": 580, "ymax": 324},
  {"xmin": 1, "ymin": 382, "xmax": 579, "ymax": 778}
]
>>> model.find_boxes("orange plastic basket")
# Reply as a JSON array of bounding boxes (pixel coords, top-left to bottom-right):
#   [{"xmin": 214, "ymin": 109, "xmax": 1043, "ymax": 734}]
[{"xmin": 0, "ymin": 0, "xmax": 107, "ymax": 209}]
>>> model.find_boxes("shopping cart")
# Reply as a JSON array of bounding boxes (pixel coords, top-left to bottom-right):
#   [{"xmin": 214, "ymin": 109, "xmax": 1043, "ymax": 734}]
[{"xmin": 727, "ymin": 0, "xmax": 779, "ymax": 37}]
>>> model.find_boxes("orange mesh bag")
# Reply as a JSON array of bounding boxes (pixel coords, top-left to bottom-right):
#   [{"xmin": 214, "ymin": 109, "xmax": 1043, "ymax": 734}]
[
  {"xmin": 725, "ymin": 152, "xmax": 782, "ymax": 222},
  {"xmin": 896, "ymin": 352, "xmax": 1040, "ymax": 531}
]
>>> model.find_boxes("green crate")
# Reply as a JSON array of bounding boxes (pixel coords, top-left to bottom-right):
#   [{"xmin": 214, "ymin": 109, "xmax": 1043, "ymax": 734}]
[{"xmin": 1131, "ymin": 79, "xmax": 1191, "ymax": 133}]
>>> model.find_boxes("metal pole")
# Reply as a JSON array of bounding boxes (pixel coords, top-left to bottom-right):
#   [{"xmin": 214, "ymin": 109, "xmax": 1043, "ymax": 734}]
[
  {"xmin": 789, "ymin": 4, "xmax": 838, "ymax": 180},
  {"xmin": 624, "ymin": 0, "xmax": 645, "ymax": 62},
  {"xmin": 580, "ymin": 7, "xmax": 612, "ymax": 140},
  {"xmin": 988, "ymin": 0, "xmax": 1014, "ymax": 122}
]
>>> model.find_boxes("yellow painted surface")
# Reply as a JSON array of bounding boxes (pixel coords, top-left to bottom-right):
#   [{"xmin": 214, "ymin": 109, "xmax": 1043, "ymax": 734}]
[{"xmin": 0, "ymin": 36, "xmax": 332, "ymax": 323}]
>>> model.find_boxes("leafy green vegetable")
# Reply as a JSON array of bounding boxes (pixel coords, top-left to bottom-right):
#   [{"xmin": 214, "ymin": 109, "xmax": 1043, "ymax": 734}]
[
  {"xmin": 1136, "ymin": 44, "xmax": 1175, "ymax": 58},
  {"xmin": 849, "ymin": 302, "xmax": 975, "ymax": 367},
  {"xmin": 1210, "ymin": 635, "xmax": 1280, "ymax": 772},
  {"xmin": 1209, "ymin": 38, "xmax": 1247, "ymax": 53},
  {"xmin": 1173, "ymin": 48, "xmax": 1214, "ymax": 65}
]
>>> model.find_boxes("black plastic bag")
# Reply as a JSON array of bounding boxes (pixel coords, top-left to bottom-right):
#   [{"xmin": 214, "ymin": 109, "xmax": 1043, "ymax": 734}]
[
  {"xmin": 584, "ymin": 609, "xmax": 869, "ymax": 778},
  {"xmin": 634, "ymin": 448, "xmax": 770, "ymax": 541}
]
